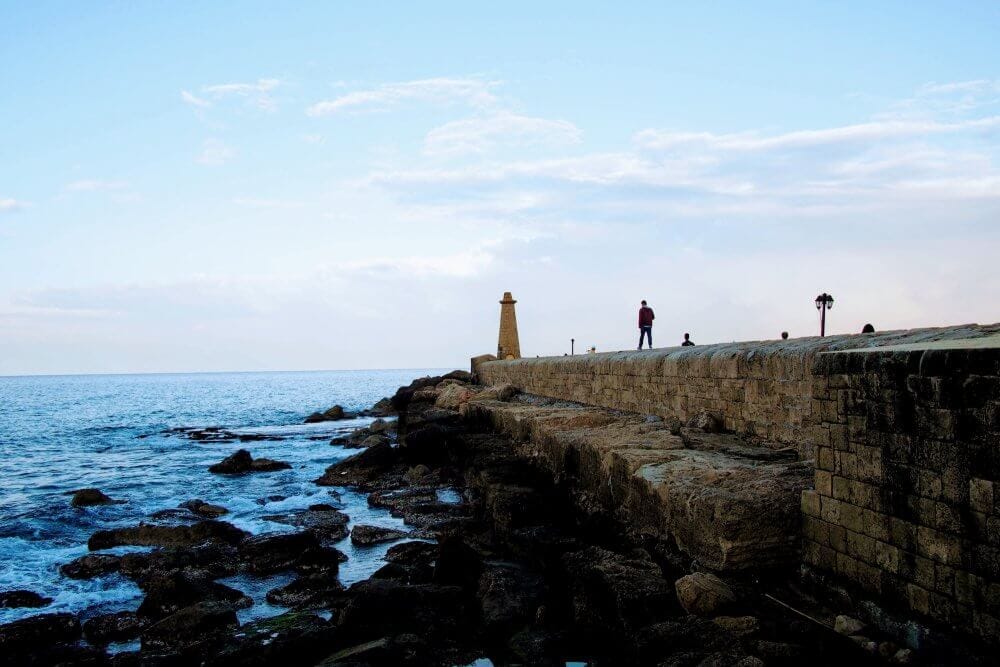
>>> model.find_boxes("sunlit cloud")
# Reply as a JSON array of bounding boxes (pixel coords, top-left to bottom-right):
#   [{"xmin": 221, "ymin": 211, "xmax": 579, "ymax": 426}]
[{"xmin": 306, "ymin": 77, "xmax": 500, "ymax": 116}]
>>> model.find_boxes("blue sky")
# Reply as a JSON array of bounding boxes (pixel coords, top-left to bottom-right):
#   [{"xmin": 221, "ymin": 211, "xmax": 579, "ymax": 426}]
[{"xmin": 2, "ymin": 1, "xmax": 999, "ymax": 374}]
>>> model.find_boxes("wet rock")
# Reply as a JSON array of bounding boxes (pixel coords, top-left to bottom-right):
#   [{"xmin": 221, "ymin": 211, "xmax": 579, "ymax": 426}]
[
  {"xmin": 562, "ymin": 546, "xmax": 677, "ymax": 632},
  {"xmin": 350, "ymin": 524, "xmax": 409, "ymax": 545},
  {"xmin": 305, "ymin": 405, "xmax": 349, "ymax": 423},
  {"xmin": 315, "ymin": 442, "xmax": 400, "ymax": 488},
  {"xmin": 60, "ymin": 553, "xmax": 122, "ymax": 579},
  {"xmin": 675, "ymin": 572, "xmax": 736, "ymax": 617},
  {"xmin": 385, "ymin": 540, "xmax": 437, "ymax": 566},
  {"xmin": 261, "ymin": 507, "xmax": 350, "ymax": 542},
  {"xmin": 119, "ymin": 542, "xmax": 240, "ymax": 581},
  {"xmin": 179, "ymin": 499, "xmax": 229, "ymax": 517},
  {"xmin": 834, "ymin": 614, "xmax": 866, "ymax": 636},
  {"xmin": 0, "ymin": 590, "xmax": 52, "ymax": 608},
  {"xmin": 368, "ymin": 487, "xmax": 438, "ymax": 513},
  {"xmin": 89, "ymin": 520, "xmax": 248, "ymax": 550},
  {"xmin": 0, "ymin": 612, "xmax": 81, "ymax": 653},
  {"xmin": 239, "ymin": 530, "xmax": 344, "ymax": 574},
  {"xmin": 150, "ymin": 508, "xmax": 197, "ymax": 522},
  {"xmin": 360, "ymin": 434, "xmax": 391, "ymax": 448},
  {"xmin": 361, "ymin": 396, "xmax": 395, "ymax": 417},
  {"xmin": 686, "ymin": 409, "xmax": 722, "ymax": 433},
  {"xmin": 265, "ymin": 575, "xmax": 346, "ymax": 609},
  {"xmin": 213, "ymin": 611, "xmax": 337, "ymax": 665},
  {"xmin": 136, "ymin": 571, "xmax": 251, "ymax": 620},
  {"xmin": 68, "ymin": 487, "xmax": 121, "ymax": 507},
  {"xmin": 82, "ymin": 611, "xmax": 149, "ymax": 644},
  {"xmin": 405, "ymin": 464, "xmax": 433, "ymax": 484},
  {"xmin": 141, "ymin": 601, "xmax": 238, "ymax": 651},
  {"xmin": 208, "ymin": 448, "xmax": 290, "ymax": 474}
]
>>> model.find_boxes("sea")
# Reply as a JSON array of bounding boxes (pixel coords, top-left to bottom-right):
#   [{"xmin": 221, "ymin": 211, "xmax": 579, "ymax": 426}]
[{"xmin": 0, "ymin": 369, "xmax": 448, "ymax": 635}]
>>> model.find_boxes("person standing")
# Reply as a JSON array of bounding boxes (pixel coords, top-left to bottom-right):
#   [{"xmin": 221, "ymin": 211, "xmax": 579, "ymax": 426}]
[
  {"xmin": 681, "ymin": 333, "xmax": 695, "ymax": 346},
  {"xmin": 638, "ymin": 300, "xmax": 655, "ymax": 350}
]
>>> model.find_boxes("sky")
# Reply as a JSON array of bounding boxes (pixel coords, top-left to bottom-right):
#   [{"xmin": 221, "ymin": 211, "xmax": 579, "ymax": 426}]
[{"xmin": 1, "ymin": 1, "xmax": 999, "ymax": 375}]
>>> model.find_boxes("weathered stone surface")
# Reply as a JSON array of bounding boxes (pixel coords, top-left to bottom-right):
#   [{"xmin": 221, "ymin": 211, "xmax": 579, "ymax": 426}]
[
  {"xmin": 833, "ymin": 614, "xmax": 866, "ymax": 636},
  {"xmin": 261, "ymin": 507, "xmax": 350, "ymax": 542},
  {"xmin": 141, "ymin": 601, "xmax": 238, "ymax": 650},
  {"xmin": 88, "ymin": 520, "xmax": 248, "ymax": 550},
  {"xmin": 674, "ymin": 572, "xmax": 736, "ymax": 616},
  {"xmin": 83, "ymin": 611, "xmax": 148, "ymax": 644},
  {"xmin": 179, "ymin": 499, "xmax": 229, "ymax": 517},
  {"xmin": 136, "ymin": 571, "xmax": 250, "ymax": 620},
  {"xmin": 435, "ymin": 383, "xmax": 478, "ymax": 410},
  {"xmin": 0, "ymin": 612, "xmax": 81, "ymax": 653}
]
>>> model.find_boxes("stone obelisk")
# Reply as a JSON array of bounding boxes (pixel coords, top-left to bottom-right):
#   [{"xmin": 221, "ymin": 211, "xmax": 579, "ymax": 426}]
[{"xmin": 497, "ymin": 292, "xmax": 521, "ymax": 360}]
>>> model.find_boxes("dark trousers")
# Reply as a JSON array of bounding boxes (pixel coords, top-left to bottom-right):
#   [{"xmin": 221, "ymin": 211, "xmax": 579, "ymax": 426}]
[{"xmin": 639, "ymin": 326, "xmax": 652, "ymax": 349}]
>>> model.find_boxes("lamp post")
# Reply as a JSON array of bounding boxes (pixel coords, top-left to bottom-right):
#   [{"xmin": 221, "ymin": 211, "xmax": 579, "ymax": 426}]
[
  {"xmin": 571, "ymin": 338, "xmax": 575, "ymax": 355},
  {"xmin": 815, "ymin": 293, "xmax": 834, "ymax": 336}
]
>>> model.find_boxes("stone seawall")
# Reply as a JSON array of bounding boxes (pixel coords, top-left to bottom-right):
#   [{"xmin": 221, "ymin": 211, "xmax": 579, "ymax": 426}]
[
  {"xmin": 477, "ymin": 324, "xmax": 1000, "ymax": 459},
  {"xmin": 803, "ymin": 337, "xmax": 1000, "ymax": 643}
]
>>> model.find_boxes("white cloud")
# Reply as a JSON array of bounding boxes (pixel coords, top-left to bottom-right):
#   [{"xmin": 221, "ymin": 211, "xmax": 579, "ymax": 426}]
[
  {"xmin": 197, "ymin": 139, "xmax": 235, "ymax": 166},
  {"xmin": 0, "ymin": 198, "xmax": 28, "ymax": 212},
  {"xmin": 65, "ymin": 180, "xmax": 128, "ymax": 192},
  {"xmin": 180, "ymin": 90, "xmax": 211, "ymax": 108},
  {"xmin": 306, "ymin": 77, "xmax": 499, "ymax": 116},
  {"xmin": 424, "ymin": 112, "xmax": 582, "ymax": 157}
]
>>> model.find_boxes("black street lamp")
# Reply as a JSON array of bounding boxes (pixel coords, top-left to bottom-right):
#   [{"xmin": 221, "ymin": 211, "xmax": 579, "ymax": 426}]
[
  {"xmin": 815, "ymin": 293, "xmax": 834, "ymax": 336},
  {"xmin": 571, "ymin": 338, "xmax": 575, "ymax": 355}
]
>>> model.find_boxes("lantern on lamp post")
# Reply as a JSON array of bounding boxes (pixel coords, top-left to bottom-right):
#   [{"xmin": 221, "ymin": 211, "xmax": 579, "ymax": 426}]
[{"xmin": 815, "ymin": 293, "xmax": 834, "ymax": 336}]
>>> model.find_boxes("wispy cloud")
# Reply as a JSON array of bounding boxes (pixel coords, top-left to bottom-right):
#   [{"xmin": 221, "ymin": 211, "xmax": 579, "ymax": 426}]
[
  {"xmin": 306, "ymin": 77, "xmax": 499, "ymax": 116},
  {"xmin": 197, "ymin": 138, "xmax": 235, "ymax": 166},
  {"xmin": 65, "ymin": 179, "xmax": 128, "ymax": 192},
  {"xmin": 182, "ymin": 78, "xmax": 282, "ymax": 112},
  {"xmin": 424, "ymin": 112, "xmax": 582, "ymax": 157}
]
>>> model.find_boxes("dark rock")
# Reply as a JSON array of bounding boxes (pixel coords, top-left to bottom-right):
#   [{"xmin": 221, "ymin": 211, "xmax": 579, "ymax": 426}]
[
  {"xmin": 208, "ymin": 449, "xmax": 290, "ymax": 474},
  {"xmin": 212, "ymin": 611, "xmax": 337, "ymax": 666},
  {"xmin": 315, "ymin": 442, "xmax": 399, "ymax": 488},
  {"xmin": 179, "ymin": 499, "xmax": 229, "ymax": 517},
  {"xmin": 136, "ymin": 571, "xmax": 251, "ymax": 620},
  {"xmin": 442, "ymin": 370, "xmax": 474, "ymax": 383},
  {"xmin": 385, "ymin": 540, "xmax": 438, "ymax": 566},
  {"xmin": 360, "ymin": 396, "xmax": 395, "ymax": 417},
  {"xmin": 507, "ymin": 627, "xmax": 561, "ymax": 665},
  {"xmin": 477, "ymin": 563, "xmax": 546, "ymax": 637},
  {"xmin": 562, "ymin": 546, "xmax": 677, "ymax": 632},
  {"xmin": 350, "ymin": 525, "xmax": 408, "ymax": 545},
  {"xmin": 339, "ymin": 579, "xmax": 467, "ymax": 639},
  {"xmin": 89, "ymin": 520, "xmax": 248, "ymax": 550},
  {"xmin": 141, "ymin": 601, "xmax": 238, "ymax": 651},
  {"xmin": 119, "ymin": 542, "xmax": 240, "ymax": 581},
  {"xmin": 305, "ymin": 405, "xmax": 349, "ymax": 423},
  {"xmin": 261, "ymin": 508, "xmax": 350, "ymax": 542},
  {"xmin": 0, "ymin": 590, "xmax": 52, "ymax": 608},
  {"xmin": 433, "ymin": 535, "xmax": 482, "ymax": 591},
  {"xmin": 68, "ymin": 487, "xmax": 121, "ymax": 507},
  {"xmin": 265, "ymin": 575, "xmax": 346, "ymax": 609},
  {"xmin": 635, "ymin": 616, "xmax": 736, "ymax": 663},
  {"xmin": 368, "ymin": 488, "xmax": 437, "ymax": 513},
  {"xmin": 238, "ymin": 531, "xmax": 337, "ymax": 574},
  {"xmin": 60, "ymin": 553, "xmax": 122, "ymax": 579},
  {"xmin": 83, "ymin": 611, "xmax": 149, "ymax": 644},
  {"xmin": 317, "ymin": 637, "xmax": 393, "ymax": 664},
  {"xmin": 0, "ymin": 612, "xmax": 81, "ymax": 654}
]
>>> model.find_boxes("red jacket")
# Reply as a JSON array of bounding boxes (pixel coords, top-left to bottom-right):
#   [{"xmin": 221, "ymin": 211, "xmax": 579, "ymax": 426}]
[{"xmin": 638, "ymin": 306, "xmax": 655, "ymax": 327}]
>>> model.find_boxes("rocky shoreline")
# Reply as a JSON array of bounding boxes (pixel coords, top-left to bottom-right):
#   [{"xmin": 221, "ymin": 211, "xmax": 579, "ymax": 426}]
[{"xmin": 0, "ymin": 371, "xmax": 942, "ymax": 665}]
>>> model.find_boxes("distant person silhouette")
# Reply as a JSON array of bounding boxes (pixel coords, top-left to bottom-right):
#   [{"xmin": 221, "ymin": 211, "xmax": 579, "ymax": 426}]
[
  {"xmin": 781, "ymin": 331, "xmax": 789, "ymax": 340},
  {"xmin": 681, "ymin": 333, "xmax": 695, "ymax": 346},
  {"xmin": 638, "ymin": 300, "xmax": 655, "ymax": 350},
  {"xmin": 862, "ymin": 323, "xmax": 875, "ymax": 333}
]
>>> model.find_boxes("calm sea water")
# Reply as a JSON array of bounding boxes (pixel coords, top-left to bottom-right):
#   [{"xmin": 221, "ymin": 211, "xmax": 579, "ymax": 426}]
[{"xmin": 0, "ymin": 369, "xmax": 445, "ymax": 629}]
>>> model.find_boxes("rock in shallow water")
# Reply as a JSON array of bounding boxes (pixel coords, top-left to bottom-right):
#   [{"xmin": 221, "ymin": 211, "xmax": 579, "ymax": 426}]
[
  {"xmin": 68, "ymin": 487, "xmax": 121, "ymax": 507},
  {"xmin": 179, "ymin": 499, "xmax": 229, "ymax": 517},
  {"xmin": 0, "ymin": 612, "xmax": 81, "ymax": 653},
  {"xmin": 141, "ymin": 600, "xmax": 239, "ymax": 651},
  {"xmin": 208, "ymin": 448, "xmax": 291, "ymax": 474},
  {"xmin": 137, "ymin": 571, "xmax": 251, "ymax": 620},
  {"xmin": 83, "ymin": 610, "xmax": 148, "ymax": 644},
  {"xmin": 304, "ymin": 405, "xmax": 350, "ymax": 423},
  {"xmin": 60, "ymin": 553, "xmax": 122, "ymax": 579},
  {"xmin": 88, "ymin": 519, "xmax": 248, "ymax": 550},
  {"xmin": 261, "ymin": 507, "xmax": 350, "ymax": 542},
  {"xmin": 350, "ymin": 524, "xmax": 409, "ymax": 545},
  {"xmin": 0, "ymin": 590, "xmax": 52, "ymax": 608}
]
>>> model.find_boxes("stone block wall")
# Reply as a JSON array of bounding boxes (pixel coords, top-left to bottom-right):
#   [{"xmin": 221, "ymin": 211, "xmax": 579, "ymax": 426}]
[
  {"xmin": 477, "ymin": 325, "xmax": 1000, "ymax": 457},
  {"xmin": 802, "ymin": 343, "xmax": 1000, "ymax": 642}
]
